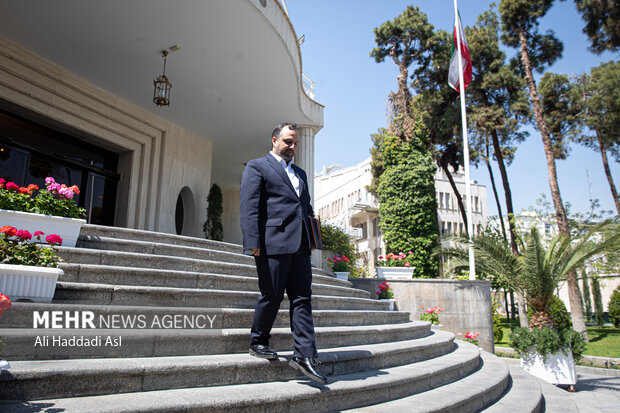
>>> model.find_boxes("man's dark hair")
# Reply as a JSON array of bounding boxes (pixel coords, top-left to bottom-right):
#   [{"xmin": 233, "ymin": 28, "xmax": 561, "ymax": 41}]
[{"xmin": 271, "ymin": 122, "xmax": 297, "ymax": 140}]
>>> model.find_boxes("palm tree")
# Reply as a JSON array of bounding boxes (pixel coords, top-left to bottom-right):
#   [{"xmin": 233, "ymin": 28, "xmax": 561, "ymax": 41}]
[{"xmin": 443, "ymin": 221, "xmax": 619, "ymax": 328}]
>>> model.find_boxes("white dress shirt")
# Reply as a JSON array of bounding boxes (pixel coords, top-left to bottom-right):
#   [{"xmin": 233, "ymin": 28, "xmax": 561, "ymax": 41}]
[{"xmin": 270, "ymin": 151, "xmax": 300, "ymax": 196}]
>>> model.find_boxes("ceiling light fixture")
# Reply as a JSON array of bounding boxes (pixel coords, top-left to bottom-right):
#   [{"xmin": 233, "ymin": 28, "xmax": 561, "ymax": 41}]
[{"xmin": 153, "ymin": 50, "xmax": 172, "ymax": 107}]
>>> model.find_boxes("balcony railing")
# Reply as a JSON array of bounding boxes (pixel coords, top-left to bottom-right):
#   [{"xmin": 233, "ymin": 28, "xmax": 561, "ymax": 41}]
[{"xmin": 302, "ymin": 73, "xmax": 315, "ymax": 99}]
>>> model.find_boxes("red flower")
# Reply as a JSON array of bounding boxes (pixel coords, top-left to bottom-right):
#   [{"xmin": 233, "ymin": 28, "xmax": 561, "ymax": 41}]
[
  {"xmin": 0, "ymin": 292, "xmax": 11, "ymax": 317},
  {"xmin": 420, "ymin": 305, "xmax": 424, "ymax": 309},
  {"xmin": 404, "ymin": 262, "xmax": 410, "ymax": 267},
  {"xmin": 378, "ymin": 256, "xmax": 383, "ymax": 260},
  {"xmin": 34, "ymin": 231, "xmax": 44, "ymax": 237},
  {"xmin": 408, "ymin": 251, "xmax": 413, "ymax": 255},
  {"xmin": 0, "ymin": 178, "xmax": 5, "ymax": 188},
  {"xmin": 45, "ymin": 234, "xmax": 63, "ymax": 246},
  {"xmin": 18, "ymin": 186, "xmax": 29, "ymax": 194},
  {"xmin": 70, "ymin": 185, "xmax": 80, "ymax": 194},
  {"xmin": 16, "ymin": 230, "xmax": 32, "ymax": 240},
  {"xmin": 0, "ymin": 225, "xmax": 17, "ymax": 237},
  {"xmin": 5, "ymin": 182, "xmax": 19, "ymax": 191}
]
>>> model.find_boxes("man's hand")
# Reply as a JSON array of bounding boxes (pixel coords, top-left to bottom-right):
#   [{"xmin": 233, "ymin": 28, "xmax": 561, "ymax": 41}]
[{"xmin": 249, "ymin": 248, "xmax": 261, "ymax": 256}]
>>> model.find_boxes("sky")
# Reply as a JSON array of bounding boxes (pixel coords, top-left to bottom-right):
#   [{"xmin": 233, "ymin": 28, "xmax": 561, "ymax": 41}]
[{"xmin": 285, "ymin": 0, "xmax": 619, "ymax": 217}]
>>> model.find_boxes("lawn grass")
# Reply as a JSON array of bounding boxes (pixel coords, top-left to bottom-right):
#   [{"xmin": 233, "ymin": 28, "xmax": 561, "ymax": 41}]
[{"xmin": 494, "ymin": 318, "xmax": 620, "ymax": 358}]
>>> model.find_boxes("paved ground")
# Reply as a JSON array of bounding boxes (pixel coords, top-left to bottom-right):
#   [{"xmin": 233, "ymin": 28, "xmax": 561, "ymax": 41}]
[{"xmin": 505, "ymin": 361, "xmax": 620, "ymax": 412}]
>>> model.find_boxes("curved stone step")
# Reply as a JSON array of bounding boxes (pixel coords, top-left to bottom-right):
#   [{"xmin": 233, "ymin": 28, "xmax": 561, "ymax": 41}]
[
  {"xmin": 51, "ymin": 282, "xmax": 385, "ymax": 311},
  {"xmin": 0, "ymin": 331, "xmax": 455, "ymax": 400},
  {"xmin": 0, "ymin": 340, "xmax": 480, "ymax": 413},
  {"xmin": 0, "ymin": 321, "xmax": 430, "ymax": 360},
  {"xmin": 481, "ymin": 363, "xmax": 543, "ymax": 413},
  {"xmin": 77, "ymin": 235, "xmax": 256, "ymax": 266},
  {"xmin": 56, "ymin": 248, "xmax": 349, "ymax": 288},
  {"xmin": 0, "ymin": 303, "xmax": 410, "ymax": 329},
  {"xmin": 346, "ymin": 351, "xmax": 510, "ymax": 412},
  {"xmin": 80, "ymin": 224, "xmax": 243, "ymax": 255},
  {"xmin": 57, "ymin": 264, "xmax": 369, "ymax": 299}
]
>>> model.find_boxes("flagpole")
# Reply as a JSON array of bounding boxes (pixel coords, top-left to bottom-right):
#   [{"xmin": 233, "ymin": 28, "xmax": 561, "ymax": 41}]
[{"xmin": 453, "ymin": 0, "xmax": 476, "ymax": 280}]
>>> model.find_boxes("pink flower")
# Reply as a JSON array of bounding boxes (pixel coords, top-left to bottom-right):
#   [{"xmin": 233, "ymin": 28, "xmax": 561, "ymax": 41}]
[
  {"xmin": 34, "ymin": 231, "xmax": 44, "ymax": 237},
  {"xmin": 45, "ymin": 177, "xmax": 56, "ymax": 185},
  {"xmin": 420, "ymin": 305, "xmax": 424, "ymax": 309},
  {"xmin": 426, "ymin": 308, "xmax": 433, "ymax": 313},
  {"xmin": 45, "ymin": 234, "xmax": 63, "ymax": 246},
  {"xmin": 408, "ymin": 251, "xmax": 413, "ymax": 255},
  {"xmin": 16, "ymin": 230, "xmax": 32, "ymax": 240},
  {"xmin": 378, "ymin": 256, "xmax": 383, "ymax": 260},
  {"xmin": 0, "ymin": 178, "xmax": 5, "ymax": 187},
  {"xmin": 457, "ymin": 333, "xmax": 463, "ymax": 336},
  {"xmin": 6, "ymin": 182, "xmax": 19, "ymax": 191},
  {"xmin": 404, "ymin": 262, "xmax": 410, "ymax": 267}
]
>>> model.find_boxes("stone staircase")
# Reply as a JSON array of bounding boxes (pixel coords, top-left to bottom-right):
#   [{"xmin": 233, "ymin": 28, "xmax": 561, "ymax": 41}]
[{"xmin": 0, "ymin": 224, "xmax": 544, "ymax": 412}]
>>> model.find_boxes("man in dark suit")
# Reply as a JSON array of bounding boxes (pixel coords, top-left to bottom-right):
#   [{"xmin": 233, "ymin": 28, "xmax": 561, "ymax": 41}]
[{"xmin": 240, "ymin": 122, "xmax": 327, "ymax": 384}]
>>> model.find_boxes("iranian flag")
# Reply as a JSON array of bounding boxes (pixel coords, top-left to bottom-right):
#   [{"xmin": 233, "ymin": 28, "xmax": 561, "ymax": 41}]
[{"xmin": 448, "ymin": 11, "xmax": 472, "ymax": 92}]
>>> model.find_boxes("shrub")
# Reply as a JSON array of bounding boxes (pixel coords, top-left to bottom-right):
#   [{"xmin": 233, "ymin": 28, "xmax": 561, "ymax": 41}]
[
  {"xmin": 204, "ymin": 183, "xmax": 223, "ymax": 241},
  {"xmin": 321, "ymin": 223, "xmax": 356, "ymax": 259},
  {"xmin": 549, "ymin": 295, "xmax": 572, "ymax": 330},
  {"xmin": 608, "ymin": 285, "xmax": 620, "ymax": 328},
  {"xmin": 509, "ymin": 327, "xmax": 586, "ymax": 361}
]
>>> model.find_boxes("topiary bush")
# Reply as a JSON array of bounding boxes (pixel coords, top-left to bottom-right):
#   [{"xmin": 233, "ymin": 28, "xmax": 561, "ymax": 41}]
[
  {"xmin": 608, "ymin": 285, "xmax": 620, "ymax": 328},
  {"xmin": 549, "ymin": 295, "xmax": 572, "ymax": 330}
]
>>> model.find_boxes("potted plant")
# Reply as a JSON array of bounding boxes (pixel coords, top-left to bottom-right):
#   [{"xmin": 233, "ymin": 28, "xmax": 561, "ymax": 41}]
[
  {"xmin": 443, "ymin": 221, "xmax": 619, "ymax": 387},
  {"xmin": 376, "ymin": 251, "xmax": 415, "ymax": 279},
  {"xmin": 419, "ymin": 304, "xmax": 443, "ymax": 329},
  {"xmin": 376, "ymin": 281, "xmax": 396, "ymax": 310},
  {"xmin": 457, "ymin": 331, "xmax": 480, "ymax": 346},
  {"xmin": 328, "ymin": 254, "xmax": 352, "ymax": 280},
  {"xmin": 0, "ymin": 292, "xmax": 11, "ymax": 370},
  {"xmin": 0, "ymin": 225, "xmax": 64, "ymax": 302},
  {"xmin": 0, "ymin": 177, "xmax": 87, "ymax": 247}
]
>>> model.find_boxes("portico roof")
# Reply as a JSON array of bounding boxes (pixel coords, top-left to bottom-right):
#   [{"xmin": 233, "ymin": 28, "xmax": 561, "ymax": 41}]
[{"xmin": 0, "ymin": 0, "xmax": 323, "ymax": 189}]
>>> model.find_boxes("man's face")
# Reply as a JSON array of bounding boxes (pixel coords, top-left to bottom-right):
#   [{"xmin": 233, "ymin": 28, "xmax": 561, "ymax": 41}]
[{"xmin": 272, "ymin": 126, "xmax": 299, "ymax": 162}]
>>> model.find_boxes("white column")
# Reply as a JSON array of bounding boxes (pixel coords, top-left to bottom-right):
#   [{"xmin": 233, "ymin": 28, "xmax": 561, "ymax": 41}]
[{"xmin": 295, "ymin": 125, "xmax": 316, "ymax": 206}]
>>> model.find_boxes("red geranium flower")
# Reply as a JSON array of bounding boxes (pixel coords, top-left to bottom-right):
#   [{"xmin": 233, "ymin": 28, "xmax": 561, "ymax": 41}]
[
  {"xmin": 5, "ymin": 182, "xmax": 19, "ymax": 191},
  {"xmin": 45, "ymin": 234, "xmax": 63, "ymax": 246},
  {"xmin": 0, "ymin": 225, "xmax": 17, "ymax": 237},
  {"xmin": 16, "ymin": 230, "xmax": 32, "ymax": 240},
  {"xmin": 0, "ymin": 292, "xmax": 11, "ymax": 317}
]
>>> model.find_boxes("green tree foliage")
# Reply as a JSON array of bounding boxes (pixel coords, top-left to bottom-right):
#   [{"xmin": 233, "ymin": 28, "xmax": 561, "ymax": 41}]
[
  {"xmin": 369, "ymin": 6, "xmax": 435, "ymax": 193},
  {"xmin": 608, "ymin": 284, "xmax": 620, "ymax": 327},
  {"xmin": 492, "ymin": 301, "xmax": 504, "ymax": 343},
  {"xmin": 574, "ymin": 0, "xmax": 620, "ymax": 54},
  {"xmin": 204, "ymin": 183, "xmax": 223, "ymax": 241},
  {"xmin": 573, "ymin": 61, "xmax": 620, "ymax": 214},
  {"xmin": 538, "ymin": 72, "xmax": 580, "ymax": 159},
  {"xmin": 376, "ymin": 127, "xmax": 439, "ymax": 278}
]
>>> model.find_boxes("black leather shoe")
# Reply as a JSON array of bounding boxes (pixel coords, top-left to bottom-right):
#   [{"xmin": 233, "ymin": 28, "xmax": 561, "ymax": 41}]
[
  {"xmin": 289, "ymin": 357, "xmax": 328, "ymax": 384},
  {"xmin": 249, "ymin": 344, "xmax": 278, "ymax": 360}
]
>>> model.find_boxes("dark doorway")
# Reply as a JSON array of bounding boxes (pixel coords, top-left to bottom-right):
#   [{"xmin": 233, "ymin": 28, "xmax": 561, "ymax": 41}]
[{"xmin": 0, "ymin": 109, "xmax": 119, "ymax": 225}]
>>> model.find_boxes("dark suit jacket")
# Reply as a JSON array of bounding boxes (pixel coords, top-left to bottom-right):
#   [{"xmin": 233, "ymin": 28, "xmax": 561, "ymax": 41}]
[{"xmin": 240, "ymin": 154, "xmax": 314, "ymax": 255}]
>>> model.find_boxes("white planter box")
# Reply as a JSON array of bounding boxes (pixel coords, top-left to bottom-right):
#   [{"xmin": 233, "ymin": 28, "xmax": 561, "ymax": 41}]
[
  {"xmin": 334, "ymin": 272, "xmax": 350, "ymax": 280},
  {"xmin": 0, "ymin": 264, "xmax": 63, "ymax": 302},
  {"xmin": 376, "ymin": 267, "xmax": 414, "ymax": 280},
  {"xmin": 379, "ymin": 298, "xmax": 396, "ymax": 311},
  {"xmin": 0, "ymin": 209, "xmax": 86, "ymax": 247},
  {"xmin": 520, "ymin": 349, "xmax": 577, "ymax": 386}
]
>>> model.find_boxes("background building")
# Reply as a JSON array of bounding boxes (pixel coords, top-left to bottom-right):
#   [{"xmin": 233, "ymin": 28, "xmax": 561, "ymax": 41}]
[
  {"xmin": 0, "ymin": 0, "xmax": 323, "ymax": 244},
  {"xmin": 314, "ymin": 157, "xmax": 488, "ymax": 274}
]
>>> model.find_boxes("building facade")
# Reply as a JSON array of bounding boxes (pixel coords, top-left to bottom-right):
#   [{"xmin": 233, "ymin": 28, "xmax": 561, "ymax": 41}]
[
  {"xmin": 0, "ymin": 1, "xmax": 322, "ymax": 244},
  {"xmin": 314, "ymin": 157, "xmax": 488, "ymax": 274}
]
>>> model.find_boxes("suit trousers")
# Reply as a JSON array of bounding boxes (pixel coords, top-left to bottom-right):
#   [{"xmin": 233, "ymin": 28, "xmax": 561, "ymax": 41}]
[{"xmin": 249, "ymin": 237, "xmax": 318, "ymax": 358}]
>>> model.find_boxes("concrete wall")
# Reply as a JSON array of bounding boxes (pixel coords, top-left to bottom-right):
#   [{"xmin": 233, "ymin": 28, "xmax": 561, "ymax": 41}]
[
  {"xmin": 350, "ymin": 278, "xmax": 494, "ymax": 352},
  {"xmin": 559, "ymin": 274, "xmax": 620, "ymax": 314},
  {"xmin": 222, "ymin": 188, "xmax": 242, "ymax": 245},
  {"xmin": 0, "ymin": 36, "xmax": 213, "ymax": 236}
]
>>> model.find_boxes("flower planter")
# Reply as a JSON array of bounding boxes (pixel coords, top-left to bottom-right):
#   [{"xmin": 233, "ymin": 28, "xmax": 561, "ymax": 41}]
[
  {"xmin": 520, "ymin": 349, "xmax": 576, "ymax": 386},
  {"xmin": 379, "ymin": 298, "xmax": 396, "ymax": 311},
  {"xmin": 334, "ymin": 271, "xmax": 350, "ymax": 280},
  {"xmin": 0, "ymin": 209, "xmax": 86, "ymax": 247},
  {"xmin": 0, "ymin": 264, "xmax": 63, "ymax": 302},
  {"xmin": 376, "ymin": 267, "xmax": 414, "ymax": 280},
  {"xmin": 431, "ymin": 324, "xmax": 442, "ymax": 331}
]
